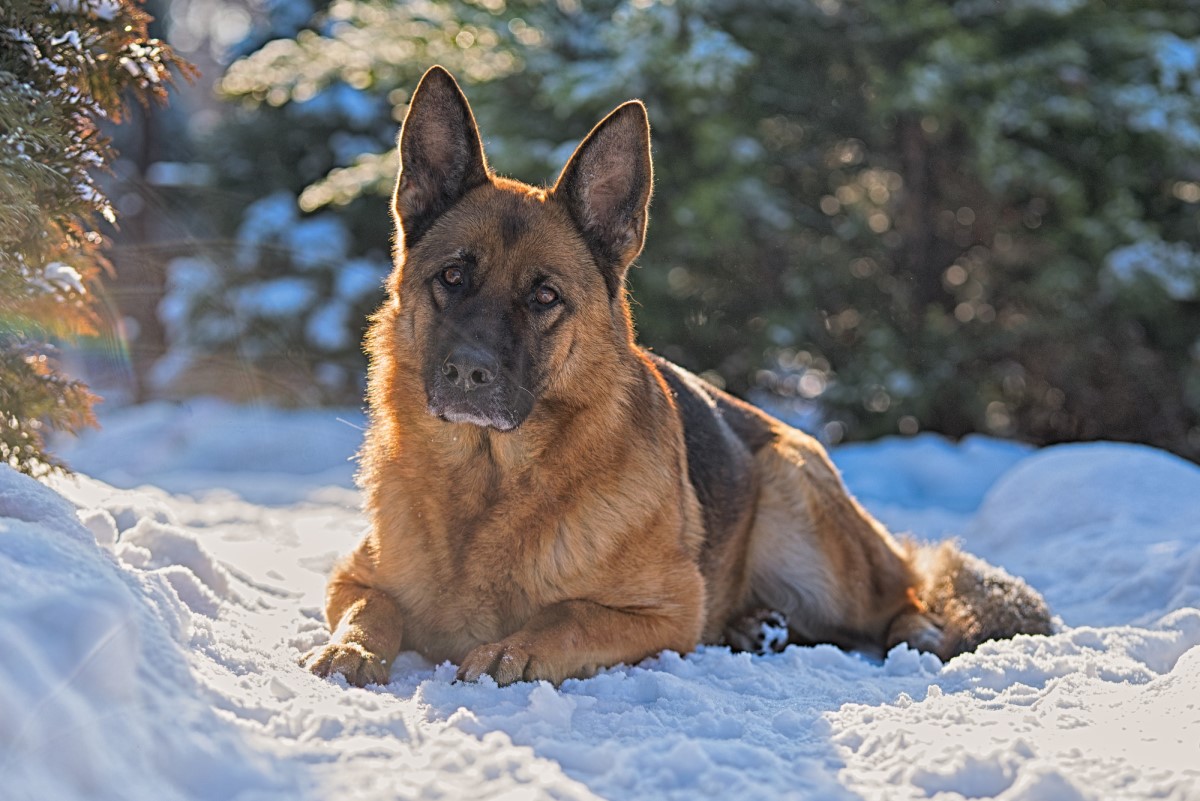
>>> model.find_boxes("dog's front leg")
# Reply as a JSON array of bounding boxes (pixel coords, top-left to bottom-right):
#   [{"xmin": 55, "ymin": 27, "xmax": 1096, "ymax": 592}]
[
  {"xmin": 457, "ymin": 598, "xmax": 701, "ymax": 686},
  {"xmin": 304, "ymin": 560, "xmax": 405, "ymax": 687}
]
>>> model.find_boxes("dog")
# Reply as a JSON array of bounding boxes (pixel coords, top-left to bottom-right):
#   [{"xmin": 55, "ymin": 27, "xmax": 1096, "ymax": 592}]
[{"xmin": 304, "ymin": 66, "xmax": 1052, "ymax": 688}]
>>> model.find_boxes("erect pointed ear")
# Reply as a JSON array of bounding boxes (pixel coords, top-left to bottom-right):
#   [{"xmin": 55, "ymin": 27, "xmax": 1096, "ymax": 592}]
[
  {"xmin": 552, "ymin": 101, "xmax": 653, "ymax": 296},
  {"xmin": 393, "ymin": 66, "xmax": 490, "ymax": 251}
]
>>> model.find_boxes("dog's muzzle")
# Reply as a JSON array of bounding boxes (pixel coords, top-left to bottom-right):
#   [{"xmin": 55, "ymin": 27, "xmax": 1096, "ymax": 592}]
[{"xmin": 426, "ymin": 345, "xmax": 526, "ymax": 431}]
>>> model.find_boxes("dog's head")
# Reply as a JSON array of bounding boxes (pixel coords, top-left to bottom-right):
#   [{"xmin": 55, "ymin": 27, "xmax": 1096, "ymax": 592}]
[{"xmin": 385, "ymin": 66, "xmax": 653, "ymax": 431}]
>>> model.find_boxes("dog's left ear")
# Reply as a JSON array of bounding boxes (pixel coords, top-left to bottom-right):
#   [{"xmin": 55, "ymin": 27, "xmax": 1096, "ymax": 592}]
[
  {"xmin": 552, "ymin": 101, "xmax": 653, "ymax": 296},
  {"xmin": 394, "ymin": 66, "xmax": 491, "ymax": 251}
]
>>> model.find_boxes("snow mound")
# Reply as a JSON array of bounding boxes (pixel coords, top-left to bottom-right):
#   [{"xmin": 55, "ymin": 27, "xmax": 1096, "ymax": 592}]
[
  {"xmin": 0, "ymin": 466, "xmax": 292, "ymax": 801},
  {"xmin": 973, "ymin": 442, "xmax": 1200, "ymax": 538},
  {"xmin": 966, "ymin": 442, "xmax": 1200, "ymax": 625}
]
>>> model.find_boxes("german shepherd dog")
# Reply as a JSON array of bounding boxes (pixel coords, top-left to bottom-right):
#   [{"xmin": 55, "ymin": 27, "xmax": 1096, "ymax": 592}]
[{"xmin": 304, "ymin": 66, "xmax": 1051, "ymax": 688}]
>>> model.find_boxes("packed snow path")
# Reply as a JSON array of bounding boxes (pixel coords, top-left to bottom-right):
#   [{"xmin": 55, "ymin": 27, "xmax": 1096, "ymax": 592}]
[{"xmin": 2, "ymin": 400, "xmax": 1199, "ymax": 800}]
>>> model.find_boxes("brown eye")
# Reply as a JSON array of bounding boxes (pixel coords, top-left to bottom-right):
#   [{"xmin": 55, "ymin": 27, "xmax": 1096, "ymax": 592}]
[
  {"xmin": 535, "ymin": 285, "xmax": 559, "ymax": 306},
  {"xmin": 441, "ymin": 265, "xmax": 464, "ymax": 287}
]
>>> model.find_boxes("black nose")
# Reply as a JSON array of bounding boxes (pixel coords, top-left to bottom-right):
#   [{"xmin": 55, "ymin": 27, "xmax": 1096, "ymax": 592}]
[{"xmin": 442, "ymin": 345, "xmax": 499, "ymax": 391}]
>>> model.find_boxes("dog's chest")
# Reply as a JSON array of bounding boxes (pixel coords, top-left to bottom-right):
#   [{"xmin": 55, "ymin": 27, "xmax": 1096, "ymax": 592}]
[
  {"xmin": 402, "ymin": 572, "xmax": 530, "ymax": 659},
  {"xmin": 382, "ymin": 503, "xmax": 572, "ymax": 660}
]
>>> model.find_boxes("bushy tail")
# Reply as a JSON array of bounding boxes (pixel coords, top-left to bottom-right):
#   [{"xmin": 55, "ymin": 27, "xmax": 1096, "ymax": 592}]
[{"xmin": 906, "ymin": 541, "xmax": 1053, "ymax": 660}]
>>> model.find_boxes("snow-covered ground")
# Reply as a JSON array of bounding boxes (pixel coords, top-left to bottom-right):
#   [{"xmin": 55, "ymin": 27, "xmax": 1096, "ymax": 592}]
[{"xmin": 3, "ymin": 399, "xmax": 1199, "ymax": 800}]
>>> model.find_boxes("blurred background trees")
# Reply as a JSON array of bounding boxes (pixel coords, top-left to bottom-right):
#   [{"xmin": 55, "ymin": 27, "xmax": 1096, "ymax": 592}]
[{"xmin": 63, "ymin": 0, "xmax": 1200, "ymax": 459}]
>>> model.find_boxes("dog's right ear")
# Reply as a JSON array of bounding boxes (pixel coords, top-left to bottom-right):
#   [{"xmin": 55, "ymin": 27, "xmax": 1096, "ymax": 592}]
[{"xmin": 393, "ymin": 66, "xmax": 490, "ymax": 251}]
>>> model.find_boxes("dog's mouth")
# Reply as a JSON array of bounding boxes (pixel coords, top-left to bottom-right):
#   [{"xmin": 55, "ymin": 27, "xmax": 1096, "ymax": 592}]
[
  {"xmin": 425, "ymin": 384, "xmax": 530, "ymax": 431},
  {"xmin": 429, "ymin": 402, "xmax": 521, "ymax": 432}
]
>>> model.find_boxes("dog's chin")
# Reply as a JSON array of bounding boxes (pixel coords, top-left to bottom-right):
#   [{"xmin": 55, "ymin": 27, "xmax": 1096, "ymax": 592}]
[{"xmin": 428, "ymin": 404, "xmax": 521, "ymax": 432}]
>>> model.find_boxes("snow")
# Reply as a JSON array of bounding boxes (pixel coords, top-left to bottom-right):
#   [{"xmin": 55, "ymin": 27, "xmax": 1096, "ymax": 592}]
[
  {"xmin": 235, "ymin": 192, "xmax": 351, "ymax": 271},
  {"xmin": 144, "ymin": 161, "xmax": 216, "ymax": 189},
  {"xmin": 42, "ymin": 261, "xmax": 86, "ymax": 295},
  {"xmin": 234, "ymin": 276, "xmax": 317, "ymax": 318},
  {"xmin": 159, "ymin": 257, "xmax": 222, "ymax": 340},
  {"xmin": 293, "ymin": 84, "xmax": 381, "ymax": 128},
  {"xmin": 51, "ymin": 399, "xmax": 362, "ymax": 504},
  {"xmin": 306, "ymin": 301, "xmax": 352, "ymax": 350},
  {"xmin": 289, "ymin": 216, "xmax": 351, "ymax": 272},
  {"xmin": 1106, "ymin": 239, "xmax": 1200, "ymax": 301},
  {"xmin": 1153, "ymin": 33, "xmax": 1200, "ymax": 92},
  {"xmin": 51, "ymin": 0, "xmax": 121, "ymax": 21},
  {"xmin": 335, "ymin": 256, "xmax": 389, "ymax": 300},
  {"xmin": 0, "ymin": 464, "xmax": 290, "ymax": 801},
  {"xmin": 966, "ymin": 443, "xmax": 1200, "ymax": 627},
  {"xmin": 1, "ymin": 402, "xmax": 1195, "ymax": 800}
]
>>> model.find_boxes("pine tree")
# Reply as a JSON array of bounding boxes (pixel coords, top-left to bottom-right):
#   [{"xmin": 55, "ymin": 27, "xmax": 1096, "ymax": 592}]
[{"xmin": 0, "ymin": 0, "xmax": 191, "ymax": 475}]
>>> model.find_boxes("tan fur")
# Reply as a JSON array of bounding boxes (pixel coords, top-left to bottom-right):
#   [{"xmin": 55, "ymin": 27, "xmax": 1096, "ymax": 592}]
[{"xmin": 304, "ymin": 67, "xmax": 1051, "ymax": 687}]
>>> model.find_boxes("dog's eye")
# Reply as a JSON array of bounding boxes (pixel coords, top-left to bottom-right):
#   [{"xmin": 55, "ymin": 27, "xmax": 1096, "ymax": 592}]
[
  {"xmin": 440, "ymin": 266, "xmax": 464, "ymax": 287},
  {"xmin": 534, "ymin": 285, "xmax": 559, "ymax": 306}
]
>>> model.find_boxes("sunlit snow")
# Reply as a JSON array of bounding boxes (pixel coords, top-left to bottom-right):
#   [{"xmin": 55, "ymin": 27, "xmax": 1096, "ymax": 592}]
[{"xmin": 1, "ymin": 401, "xmax": 1197, "ymax": 800}]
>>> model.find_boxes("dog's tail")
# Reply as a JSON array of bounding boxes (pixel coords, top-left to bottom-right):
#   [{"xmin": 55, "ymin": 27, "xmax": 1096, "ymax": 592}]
[{"xmin": 902, "ymin": 540, "xmax": 1054, "ymax": 660}]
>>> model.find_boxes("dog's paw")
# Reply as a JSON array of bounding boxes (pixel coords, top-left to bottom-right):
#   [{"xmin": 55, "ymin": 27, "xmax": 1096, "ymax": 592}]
[
  {"xmin": 724, "ymin": 607, "xmax": 790, "ymax": 655},
  {"xmin": 303, "ymin": 641, "xmax": 392, "ymax": 687},
  {"xmin": 457, "ymin": 640, "xmax": 536, "ymax": 686}
]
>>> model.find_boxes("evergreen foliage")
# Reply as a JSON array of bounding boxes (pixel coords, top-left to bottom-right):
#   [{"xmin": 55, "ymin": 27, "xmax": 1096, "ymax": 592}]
[
  {"xmin": 0, "ymin": 0, "xmax": 190, "ymax": 474},
  {"xmin": 189, "ymin": 0, "xmax": 1200, "ymax": 456}
]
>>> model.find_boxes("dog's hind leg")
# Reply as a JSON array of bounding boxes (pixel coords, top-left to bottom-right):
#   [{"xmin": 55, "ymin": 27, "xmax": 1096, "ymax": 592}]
[
  {"xmin": 742, "ymin": 429, "xmax": 936, "ymax": 658},
  {"xmin": 742, "ymin": 428, "xmax": 1052, "ymax": 661}
]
